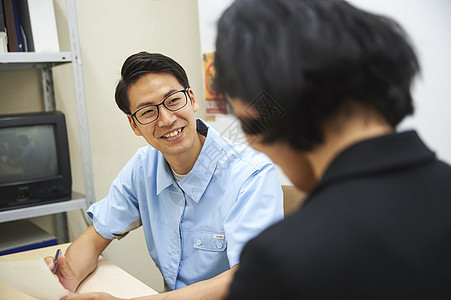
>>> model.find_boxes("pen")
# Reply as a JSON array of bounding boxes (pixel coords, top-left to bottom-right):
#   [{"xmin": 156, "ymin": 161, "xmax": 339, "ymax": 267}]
[{"xmin": 52, "ymin": 248, "xmax": 62, "ymax": 274}]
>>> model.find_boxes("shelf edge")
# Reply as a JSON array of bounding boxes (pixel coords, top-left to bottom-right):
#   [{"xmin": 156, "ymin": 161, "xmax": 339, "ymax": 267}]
[
  {"xmin": 0, "ymin": 196, "xmax": 87, "ymax": 223},
  {"xmin": 0, "ymin": 52, "xmax": 73, "ymax": 64}
]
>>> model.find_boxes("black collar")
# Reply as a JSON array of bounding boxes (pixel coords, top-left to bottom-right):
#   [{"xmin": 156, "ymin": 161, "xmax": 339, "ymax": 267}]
[
  {"xmin": 316, "ymin": 130, "xmax": 436, "ymax": 191},
  {"xmin": 196, "ymin": 119, "xmax": 209, "ymax": 137}
]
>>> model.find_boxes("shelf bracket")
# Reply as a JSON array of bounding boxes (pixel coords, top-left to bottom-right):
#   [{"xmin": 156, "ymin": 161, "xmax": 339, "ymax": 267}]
[{"xmin": 42, "ymin": 65, "xmax": 56, "ymax": 112}]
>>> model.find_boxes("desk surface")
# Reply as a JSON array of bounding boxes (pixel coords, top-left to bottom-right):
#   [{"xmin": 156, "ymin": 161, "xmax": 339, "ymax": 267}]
[{"xmin": 0, "ymin": 243, "xmax": 158, "ymax": 299}]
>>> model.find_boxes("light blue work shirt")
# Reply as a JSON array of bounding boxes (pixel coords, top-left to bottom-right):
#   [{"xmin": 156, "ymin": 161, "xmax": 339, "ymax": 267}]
[{"xmin": 88, "ymin": 119, "xmax": 283, "ymax": 290}]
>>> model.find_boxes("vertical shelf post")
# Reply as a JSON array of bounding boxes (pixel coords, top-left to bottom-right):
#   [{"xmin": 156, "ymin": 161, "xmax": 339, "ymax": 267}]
[{"xmin": 65, "ymin": 0, "xmax": 95, "ymax": 208}]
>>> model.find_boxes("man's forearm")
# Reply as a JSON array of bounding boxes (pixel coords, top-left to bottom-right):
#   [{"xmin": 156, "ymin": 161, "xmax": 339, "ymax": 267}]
[
  {"xmin": 133, "ymin": 265, "xmax": 239, "ymax": 300},
  {"xmin": 65, "ymin": 225, "xmax": 112, "ymax": 289}
]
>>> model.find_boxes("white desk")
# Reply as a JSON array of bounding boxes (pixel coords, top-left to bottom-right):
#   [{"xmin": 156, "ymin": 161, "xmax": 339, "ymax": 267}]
[{"xmin": 0, "ymin": 243, "xmax": 158, "ymax": 299}]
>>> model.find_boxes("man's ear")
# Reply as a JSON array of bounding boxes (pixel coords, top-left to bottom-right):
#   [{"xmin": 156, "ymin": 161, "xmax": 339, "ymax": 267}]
[
  {"xmin": 188, "ymin": 88, "xmax": 199, "ymax": 112},
  {"xmin": 127, "ymin": 115, "xmax": 143, "ymax": 136}
]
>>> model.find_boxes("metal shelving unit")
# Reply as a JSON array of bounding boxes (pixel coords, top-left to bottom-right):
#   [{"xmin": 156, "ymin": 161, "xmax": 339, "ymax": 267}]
[{"xmin": 0, "ymin": 0, "xmax": 95, "ymax": 242}]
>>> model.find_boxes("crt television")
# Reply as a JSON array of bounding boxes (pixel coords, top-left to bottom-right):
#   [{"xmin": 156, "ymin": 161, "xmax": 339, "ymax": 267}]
[{"xmin": 0, "ymin": 111, "xmax": 72, "ymax": 211}]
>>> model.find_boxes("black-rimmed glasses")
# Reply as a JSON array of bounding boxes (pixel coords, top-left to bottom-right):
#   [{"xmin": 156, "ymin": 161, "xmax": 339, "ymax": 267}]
[{"xmin": 130, "ymin": 88, "xmax": 189, "ymax": 125}]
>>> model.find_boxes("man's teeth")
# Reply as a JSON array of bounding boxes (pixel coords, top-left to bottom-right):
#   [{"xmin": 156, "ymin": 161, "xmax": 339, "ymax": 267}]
[{"xmin": 164, "ymin": 128, "xmax": 182, "ymax": 138}]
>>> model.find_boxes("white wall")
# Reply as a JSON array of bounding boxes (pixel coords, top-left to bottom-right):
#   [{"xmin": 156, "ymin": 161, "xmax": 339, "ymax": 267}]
[{"xmin": 347, "ymin": 0, "xmax": 451, "ymax": 164}]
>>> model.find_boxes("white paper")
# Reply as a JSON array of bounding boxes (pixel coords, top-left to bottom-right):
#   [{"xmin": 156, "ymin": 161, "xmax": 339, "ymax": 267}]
[
  {"xmin": 0, "ymin": 258, "xmax": 68, "ymax": 300},
  {"xmin": 28, "ymin": 0, "xmax": 60, "ymax": 52}
]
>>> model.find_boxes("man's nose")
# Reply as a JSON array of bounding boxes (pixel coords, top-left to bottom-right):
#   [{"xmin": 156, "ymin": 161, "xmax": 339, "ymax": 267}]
[{"xmin": 157, "ymin": 106, "xmax": 177, "ymax": 127}]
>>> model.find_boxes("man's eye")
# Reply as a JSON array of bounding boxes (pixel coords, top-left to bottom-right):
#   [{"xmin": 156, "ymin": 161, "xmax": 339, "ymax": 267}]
[
  {"xmin": 139, "ymin": 108, "xmax": 156, "ymax": 117},
  {"xmin": 167, "ymin": 98, "xmax": 181, "ymax": 106}
]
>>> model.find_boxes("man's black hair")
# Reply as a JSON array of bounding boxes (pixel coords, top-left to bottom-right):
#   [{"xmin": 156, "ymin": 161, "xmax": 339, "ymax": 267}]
[
  {"xmin": 214, "ymin": 0, "xmax": 420, "ymax": 150},
  {"xmin": 115, "ymin": 52, "xmax": 190, "ymax": 114}
]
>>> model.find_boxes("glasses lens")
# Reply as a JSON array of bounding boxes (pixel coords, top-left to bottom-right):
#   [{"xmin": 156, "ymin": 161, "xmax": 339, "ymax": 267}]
[
  {"xmin": 136, "ymin": 106, "xmax": 158, "ymax": 124},
  {"xmin": 164, "ymin": 90, "xmax": 188, "ymax": 111}
]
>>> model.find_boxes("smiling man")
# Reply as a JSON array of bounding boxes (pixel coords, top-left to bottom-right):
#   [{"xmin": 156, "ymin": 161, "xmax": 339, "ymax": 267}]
[{"xmin": 46, "ymin": 52, "xmax": 283, "ymax": 300}]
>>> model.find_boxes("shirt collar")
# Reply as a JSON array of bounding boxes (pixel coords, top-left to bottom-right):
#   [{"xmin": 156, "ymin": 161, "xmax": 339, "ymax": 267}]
[
  {"xmin": 177, "ymin": 119, "xmax": 223, "ymax": 203},
  {"xmin": 156, "ymin": 150, "xmax": 175, "ymax": 195},
  {"xmin": 317, "ymin": 130, "xmax": 436, "ymax": 190},
  {"xmin": 155, "ymin": 119, "xmax": 224, "ymax": 202}
]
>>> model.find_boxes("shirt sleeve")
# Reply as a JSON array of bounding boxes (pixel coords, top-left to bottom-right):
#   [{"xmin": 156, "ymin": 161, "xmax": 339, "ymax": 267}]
[
  {"xmin": 223, "ymin": 162, "xmax": 284, "ymax": 267},
  {"xmin": 87, "ymin": 154, "xmax": 142, "ymax": 240}
]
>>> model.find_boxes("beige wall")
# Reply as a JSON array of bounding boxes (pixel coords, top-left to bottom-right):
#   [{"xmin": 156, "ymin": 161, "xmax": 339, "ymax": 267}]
[{"xmin": 1, "ymin": 0, "xmax": 204, "ymax": 293}]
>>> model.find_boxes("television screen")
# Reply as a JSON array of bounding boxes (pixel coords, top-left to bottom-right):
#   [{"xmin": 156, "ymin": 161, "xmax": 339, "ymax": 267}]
[
  {"xmin": 0, "ymin": 111, "xmax": 72, "ymax": 211},
  {"xmin": 0, "ymin": 125, "xmax": 58, "ymax": 184}
]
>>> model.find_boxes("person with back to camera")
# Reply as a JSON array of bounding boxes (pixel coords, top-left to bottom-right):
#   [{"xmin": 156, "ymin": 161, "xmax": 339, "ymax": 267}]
[
  {"xmin": 45, "ymin": 52, "xmax": 284, "ymax": 300},
  {"xmin": 213, "ymin": 0, "xmax": 451, "ymax": 298}
]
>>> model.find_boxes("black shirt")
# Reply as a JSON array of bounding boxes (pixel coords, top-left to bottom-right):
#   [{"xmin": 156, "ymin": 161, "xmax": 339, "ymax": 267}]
[{"xmin": 227, "ymin": 131, "xmax": 451, "ymax": 299}]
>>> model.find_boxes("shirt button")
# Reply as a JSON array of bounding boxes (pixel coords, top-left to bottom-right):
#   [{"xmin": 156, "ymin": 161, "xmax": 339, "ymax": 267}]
[
  {"xmin": 216, "ymin": 242, "xmax": 223, "ymax": 248},
  {"xmin": 196, "ymin": 239, "xmax": 202, "ymax": 246}
]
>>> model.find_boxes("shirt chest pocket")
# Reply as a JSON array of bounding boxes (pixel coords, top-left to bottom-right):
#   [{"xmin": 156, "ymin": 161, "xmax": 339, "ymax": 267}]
[{"xmin": 193, "ymin": 232, "xmax": 227, "ymax": 252}]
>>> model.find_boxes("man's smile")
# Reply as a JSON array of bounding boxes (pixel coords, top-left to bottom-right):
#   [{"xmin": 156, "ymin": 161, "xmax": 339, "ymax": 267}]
[{"xmin": 162, "ymin": 127, "xmax": 184, "ymax": 139}]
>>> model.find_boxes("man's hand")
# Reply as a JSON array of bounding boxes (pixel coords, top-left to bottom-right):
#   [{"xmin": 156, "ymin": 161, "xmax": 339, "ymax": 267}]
[
  {"xmin": 60, "ymin": 292, "xmax": 124, "ymax": 300},
  {"xmin": 44, "ymin": 225, "xmax": 112, "ymax": 293},
  {"xmin": 44, "ymin": 254, "xmax": 80, "ymax": 293}
]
